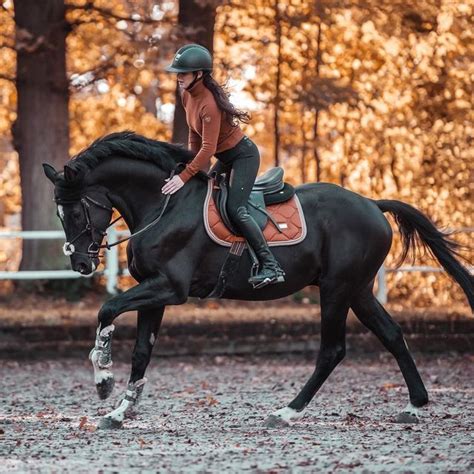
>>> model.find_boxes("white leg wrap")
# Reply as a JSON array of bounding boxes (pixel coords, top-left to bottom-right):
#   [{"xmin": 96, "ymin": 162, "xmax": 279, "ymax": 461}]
[
  {"xmin": 122, "ymin": 377, "xmax": 147, "ymax": 407},
  {"xmin": 107, "ymin": 399, "xmax": 131, "ymax": 424},
  {"xmin": 271, "ymin": 406, "xmax": 305, "ymax": 423},
  {"xmin": 89, "ymin": 347, "xmax": 114, "ymax": 384},
  {"xmin": 105, "ymin": 378, "xmax": 147, "ymax": 423},
  {"xmin": 403, "ymin": 402, "xmax": 420, "ymax": 417},
  {"xmin": 99, "ymin": 324, "xmax": 115, "ymax": 338},
  {"xmin": 90, "ymin": 324, "xmax": 115, "ymax": 370}
]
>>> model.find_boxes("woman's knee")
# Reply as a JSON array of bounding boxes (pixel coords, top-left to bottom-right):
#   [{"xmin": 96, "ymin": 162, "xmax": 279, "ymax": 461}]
[{"xmin": 227, "ymin": 204, "xmax": 248, "ymax": 222}]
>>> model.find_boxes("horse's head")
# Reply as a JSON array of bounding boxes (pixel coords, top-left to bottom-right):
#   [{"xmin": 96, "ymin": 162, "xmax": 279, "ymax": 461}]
[{"xmin": 43, "ymin": 162, "xmax": 113, "ymax": 275}]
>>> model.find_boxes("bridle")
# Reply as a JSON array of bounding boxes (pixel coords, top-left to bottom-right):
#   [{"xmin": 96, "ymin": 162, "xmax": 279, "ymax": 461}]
[
  {"xmin": 55, "ymin": 167, "xmax": 179, "ymax": 260},
  {"xmin": 54, "ymin": 195, "xmax": 119, "ymax": 258}
]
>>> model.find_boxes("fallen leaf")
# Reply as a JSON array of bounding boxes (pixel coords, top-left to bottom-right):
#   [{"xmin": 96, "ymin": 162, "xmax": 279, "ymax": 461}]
[{"xmin": 78, "ymin": 416, "xmax": 88, "ymax": 429}]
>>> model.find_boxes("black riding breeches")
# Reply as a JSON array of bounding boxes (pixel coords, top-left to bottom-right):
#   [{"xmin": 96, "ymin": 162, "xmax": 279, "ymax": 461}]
[{"xmin": 212, "ymin": 136, "xmax": 260, "ymax": 229}]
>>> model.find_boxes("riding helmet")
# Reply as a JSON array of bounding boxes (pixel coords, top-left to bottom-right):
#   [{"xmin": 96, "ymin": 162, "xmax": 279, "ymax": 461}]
[{"xmin": 165, "ymin": 44, "xmax": 213, "ymax": 73}]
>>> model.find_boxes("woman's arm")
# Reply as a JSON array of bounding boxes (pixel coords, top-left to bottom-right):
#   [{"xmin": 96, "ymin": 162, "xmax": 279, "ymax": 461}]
[
  {"xmin": 179, "ymin": 102, "xmax": 221, "ymax": 183},
  {"xmin": 181, "ymin": 91, "xmax": 201, "ymax": 153},
  {"xmin": 188, "ymin": 127, "xmax": 201, "ymax": 154}
]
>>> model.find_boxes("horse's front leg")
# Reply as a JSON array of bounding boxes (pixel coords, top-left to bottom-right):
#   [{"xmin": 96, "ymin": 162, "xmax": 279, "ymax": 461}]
[
  {"xmin": 89, "ymin": 323, "xmax": 116, "ymax": 399},
  {"xmin": 89, "ymin": 274, "xmax": 185, "ymax": 401},
  {"xmin": 99, "ymin": 307, "xmax": 165, "ymax": 429}
]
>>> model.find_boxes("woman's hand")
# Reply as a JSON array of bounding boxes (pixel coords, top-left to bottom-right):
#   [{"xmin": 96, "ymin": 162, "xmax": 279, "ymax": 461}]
[{"xmin": 161, "ymin": 175, "xmax": 185, "ymax": 195}]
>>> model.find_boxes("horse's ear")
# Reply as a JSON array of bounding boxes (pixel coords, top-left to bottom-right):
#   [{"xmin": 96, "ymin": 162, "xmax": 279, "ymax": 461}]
[
  {"xmin": 42, "ymin": 163, "xmax": 58, "ymax": 183},
  {"xmin": 64, "ymin": 164, "xmax": 79, "ymax": 182}
]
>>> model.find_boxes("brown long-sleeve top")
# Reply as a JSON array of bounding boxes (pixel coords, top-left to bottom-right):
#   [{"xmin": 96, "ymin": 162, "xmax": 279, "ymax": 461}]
[{"xmin": 178, "ymin": 78, "xmax": 245, "ymax": 183}]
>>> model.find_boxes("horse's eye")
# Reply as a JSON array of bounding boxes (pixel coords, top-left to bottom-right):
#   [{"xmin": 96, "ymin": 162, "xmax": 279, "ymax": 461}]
[{"xmin": 72, "ymin": 210, "xmax": 82, "ymax": 219}]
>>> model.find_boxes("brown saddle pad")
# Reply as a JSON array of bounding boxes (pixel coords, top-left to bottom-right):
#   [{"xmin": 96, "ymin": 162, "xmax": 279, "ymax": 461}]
[{"xmin": 203, "ymin": 180, "xmax": 307, "ymax": 247}]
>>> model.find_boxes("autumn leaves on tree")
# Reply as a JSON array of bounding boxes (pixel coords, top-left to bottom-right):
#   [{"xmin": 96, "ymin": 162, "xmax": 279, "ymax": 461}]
[{"xmin": 0, "ymin": 0, "xmax": 471, "ymax": 303}]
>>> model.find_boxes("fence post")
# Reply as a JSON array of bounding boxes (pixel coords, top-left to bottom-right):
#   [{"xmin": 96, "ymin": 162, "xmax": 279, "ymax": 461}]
[
  {"xmin": 376, "ymin": 265, "xmax": 387, "ymax": 304},
  {"xmin": 105, "ymin": 226, "xmax": 119, "ymax": 295}
]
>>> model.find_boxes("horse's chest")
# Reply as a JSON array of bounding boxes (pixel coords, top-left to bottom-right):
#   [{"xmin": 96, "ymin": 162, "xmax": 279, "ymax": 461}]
[{"xmin": 127, "ymin": 244, "xmax": 162, "ymax": 279}]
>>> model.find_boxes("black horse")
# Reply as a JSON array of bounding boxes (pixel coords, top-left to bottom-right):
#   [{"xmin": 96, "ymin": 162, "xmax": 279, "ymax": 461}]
[{"xmin": 43, "ymin": 131, "xmax": 473, "ymax": 429}]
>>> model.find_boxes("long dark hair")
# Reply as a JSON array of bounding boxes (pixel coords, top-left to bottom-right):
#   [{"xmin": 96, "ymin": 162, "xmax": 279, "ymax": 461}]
[{"xmin": 202, "ymin": 72, "xmax": 250, "ymax": 126}]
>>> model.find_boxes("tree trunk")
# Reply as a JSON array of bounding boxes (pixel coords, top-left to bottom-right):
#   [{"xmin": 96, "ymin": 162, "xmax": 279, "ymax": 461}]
[
  {"xmin": 171, "ymin": 0, "xmax": 217, "ymax": 145},
  {"xmin": 13, "ymin": 0, "xmax": 70, "ymax": 271},
  {"xmin": 301, "ymin": 105, "xmax": 307, "ymax": 183},
  {"xmin": 273, "ymin": 0, "xmax": 282, "ymax": 167},
  {"xmin": 300, "ymin": 20, "xmax": 312, "ymax": 184},
  {"xmin": 313, "ymin": 1, "xmax": 323, "ymax": 182}
]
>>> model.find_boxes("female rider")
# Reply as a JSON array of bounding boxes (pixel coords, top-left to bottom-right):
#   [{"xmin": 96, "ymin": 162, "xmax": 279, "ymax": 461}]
[{"xmin": 162, "ymin": 43, "xmax": 285, "ymax": 288}]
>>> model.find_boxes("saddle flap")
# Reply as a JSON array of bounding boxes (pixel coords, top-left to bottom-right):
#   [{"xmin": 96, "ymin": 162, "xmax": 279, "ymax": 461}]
[
  {"xmin": 211, "ymin": 166, "xmax": 296, "ymax": 239},
  {"xmin": 249, "ymin": 190, "xmax": 265, "ymax": 209},
  {"xmin": 214, "ymin": 178, "xmax": 267, "ymax": 234},
  {"xmin": 204, "ymin": 180, "xmax": 307, "ymax": 248}
]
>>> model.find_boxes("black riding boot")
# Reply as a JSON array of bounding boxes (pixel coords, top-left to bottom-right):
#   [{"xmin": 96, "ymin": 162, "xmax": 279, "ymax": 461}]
[{"xmin": 234, "ymin": 206, "xmax": 285, "ymax": 288}]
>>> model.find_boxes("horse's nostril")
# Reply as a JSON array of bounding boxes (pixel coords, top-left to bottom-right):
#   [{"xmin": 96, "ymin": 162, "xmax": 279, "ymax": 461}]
[{"xmin": 77, "ymin": 262, "xmax": 88, "ymax": 274}]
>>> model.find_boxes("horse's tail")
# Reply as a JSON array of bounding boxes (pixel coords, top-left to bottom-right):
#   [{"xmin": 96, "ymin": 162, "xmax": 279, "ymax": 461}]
[{"xmin": 376, "ymin": 199, "xmax": 473, "ymax": 311}]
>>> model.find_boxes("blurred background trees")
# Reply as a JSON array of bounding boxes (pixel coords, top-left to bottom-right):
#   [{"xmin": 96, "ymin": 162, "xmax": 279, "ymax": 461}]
[
  {"xmin": 12, "ymin": 0, "xmax": 69, "ymax": 271},
  {"xmin": 0, "ymin": 0, "xmax": 471, "ymax": 305}
]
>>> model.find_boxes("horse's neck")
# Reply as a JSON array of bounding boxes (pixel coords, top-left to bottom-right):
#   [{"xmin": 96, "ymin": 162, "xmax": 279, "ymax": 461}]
[
  {"xmin": 88, "ymin": 158, "xmax": 169, "ymax": 232},
  {"xmin": 87, "ymin": 157, "xmax": 205, "ymax": 233}
]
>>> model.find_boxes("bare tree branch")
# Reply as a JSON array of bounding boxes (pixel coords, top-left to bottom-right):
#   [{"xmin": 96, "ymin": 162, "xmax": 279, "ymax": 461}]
[
  {"xmin": 68, "ymin": 18, "xmax": 102, "ymax": 27},
  {"xmin": 66, "ymin": 1, "xmax": 159, "ymax": 25},
  {"xmin": 0, "ymin": 72, "xmax": 15, "ymax": 83},
  {"xmin": 0, "ymin": 43, "xmax": 16, "ymax": 51},
  {"xmin": 69, "ymin": 58, "xmax": 117, "ymax": 91}
]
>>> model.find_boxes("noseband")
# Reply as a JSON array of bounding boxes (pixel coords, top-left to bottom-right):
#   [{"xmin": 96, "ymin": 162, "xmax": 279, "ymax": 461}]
[{"xmin": 55, "ymin": 167, "xmax": 180, "ymax": 260}]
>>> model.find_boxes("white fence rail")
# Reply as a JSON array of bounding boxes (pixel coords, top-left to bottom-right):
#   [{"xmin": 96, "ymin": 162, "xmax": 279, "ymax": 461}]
[
  {"xmin": 0, "ymin": 228, "xmax": 472, "ymax": 300},
  {"xmin": 0, "ymin": 228, "xmax": 130, "ymax": 294}
]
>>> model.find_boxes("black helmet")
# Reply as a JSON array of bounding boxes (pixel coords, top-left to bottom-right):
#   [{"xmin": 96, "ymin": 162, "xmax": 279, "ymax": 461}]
[{"xmin": 165, "ymin": 44, "xmax": 213, "ymax": 73}]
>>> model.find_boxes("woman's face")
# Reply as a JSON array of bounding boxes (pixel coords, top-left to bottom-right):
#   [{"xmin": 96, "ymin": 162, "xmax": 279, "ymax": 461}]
[{"xmin": 177, "ymin": 71, "xmax": 202, "ymax": 89}]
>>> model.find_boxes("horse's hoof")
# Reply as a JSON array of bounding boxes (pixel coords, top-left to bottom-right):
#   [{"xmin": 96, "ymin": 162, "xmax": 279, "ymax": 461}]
[
  {"xmin": 264, "ymin": 414, "xmax": 290, "ymax": 428},
  {"xmin": 98, "ymin": 416, "xmax": 123, "ymax": 430},
  {"xmin": 395, "ymin": 411, "xmax": 419, "ymax": 424},
  {"xmin": 96, "ymin": 376, "xmax": 115, "ymax": 400}
]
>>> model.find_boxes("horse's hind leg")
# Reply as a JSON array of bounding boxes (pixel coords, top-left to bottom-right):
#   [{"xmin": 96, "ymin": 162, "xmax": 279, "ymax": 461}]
[
  {"xmin": 351, "ymin": 287, "xmax": 428, "ymax": 423},
  {"xmin": 99, "ymin": 307, "xmax": 164, "ymax": 429},
  {"xmin": 266, "ymin": 279, "xmax": 351, "ymax": 427}
]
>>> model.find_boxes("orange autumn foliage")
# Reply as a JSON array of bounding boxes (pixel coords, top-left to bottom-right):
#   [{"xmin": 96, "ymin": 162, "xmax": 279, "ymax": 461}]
[{"xmin": 0, "ymin": 0, "xmax": 472, "ymax": 307}]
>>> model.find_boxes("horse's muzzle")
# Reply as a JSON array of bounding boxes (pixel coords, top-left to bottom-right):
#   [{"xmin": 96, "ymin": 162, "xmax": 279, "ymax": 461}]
[{"xmin": 72, "ymin": 257, "xmax": 98, "ymax": 276}]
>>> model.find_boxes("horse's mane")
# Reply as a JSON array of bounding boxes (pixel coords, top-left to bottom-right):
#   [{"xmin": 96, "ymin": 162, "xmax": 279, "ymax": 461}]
[{"xmin": 67, "ymin": 131, "xmax": 194, "ymax": 176}]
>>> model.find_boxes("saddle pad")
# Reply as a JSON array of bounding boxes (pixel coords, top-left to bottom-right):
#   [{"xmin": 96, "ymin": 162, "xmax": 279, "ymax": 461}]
[{"xmin": 203, "ymin": 180, "xmax": 307, "ymax": 247}]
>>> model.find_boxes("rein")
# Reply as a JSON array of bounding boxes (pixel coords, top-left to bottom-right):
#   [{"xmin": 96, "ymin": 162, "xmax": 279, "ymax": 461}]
[{"xmin": 55, "ymin": 166, "xmax": 180, "ymax": 259}]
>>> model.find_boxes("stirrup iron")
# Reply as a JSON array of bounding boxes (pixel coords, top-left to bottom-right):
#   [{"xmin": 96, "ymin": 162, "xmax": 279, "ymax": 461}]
[{"xmin": 251, "ymin": 273, "xmax": 285, "ymax": 289}]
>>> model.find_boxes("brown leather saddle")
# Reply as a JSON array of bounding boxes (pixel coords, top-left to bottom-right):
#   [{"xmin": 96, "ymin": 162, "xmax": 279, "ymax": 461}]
[
  {"xmin": 203, "ymin": 167, "xmax": 307, "ymax": 298},
  {"xmin": 204, "ymin": 167, "xmax": 307, "ymax": 247}
]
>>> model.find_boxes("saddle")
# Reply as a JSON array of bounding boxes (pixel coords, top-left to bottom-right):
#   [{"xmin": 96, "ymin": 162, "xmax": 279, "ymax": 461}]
[
  {"xmin": 204, "ymin": 167, "xmax": 307, "ymax": 247},
  {"xmin": 202, "ymin": 167, "xmax": 307, "ymax": 298}
]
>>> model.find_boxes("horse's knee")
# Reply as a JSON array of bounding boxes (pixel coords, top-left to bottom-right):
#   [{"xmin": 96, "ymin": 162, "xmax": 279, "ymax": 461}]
[{"xmin": 98, "ymin": 300, "xmax": 118, "ymax": 327}]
